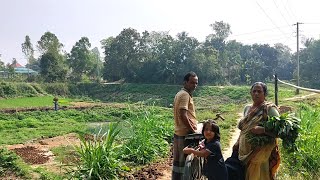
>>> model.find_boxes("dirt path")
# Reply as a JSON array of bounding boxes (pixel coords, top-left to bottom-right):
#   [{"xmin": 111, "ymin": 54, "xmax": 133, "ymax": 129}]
[
  {"xmin": 222, "ymin": 113, "xmax": 242, "ymax": 159},
  {"xmin": 284, "ymin": 93, "xmax": 318, "ymax": 101}
]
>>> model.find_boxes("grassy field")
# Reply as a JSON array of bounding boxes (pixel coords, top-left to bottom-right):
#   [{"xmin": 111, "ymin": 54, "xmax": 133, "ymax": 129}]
[
  {"xmin": 0, "ymin": 96, "xmax": 71, "ymax": 109},
  {"xmin": 0, "ymin": 82, "xmax": 318, "ymax": 179}
]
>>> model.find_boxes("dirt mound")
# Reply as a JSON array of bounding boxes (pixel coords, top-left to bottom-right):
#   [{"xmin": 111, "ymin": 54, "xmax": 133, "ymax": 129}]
[
  {"xmin": 12, "ymin": 146, "xmax": 50, "ymax": 164},
  {"xmin": 125, "ymin": 158, "xmax": 172, "ymax": 180}
]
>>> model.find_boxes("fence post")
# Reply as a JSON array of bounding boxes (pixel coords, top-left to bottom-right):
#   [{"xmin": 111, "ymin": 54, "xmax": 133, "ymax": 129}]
[{"xmin": 275, "ymin": 74, "xmax": 278, "ymax": 106}]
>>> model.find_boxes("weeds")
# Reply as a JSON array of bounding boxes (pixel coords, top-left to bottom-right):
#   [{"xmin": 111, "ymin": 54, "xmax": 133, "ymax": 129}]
[{"xmin": 73, "ymin": 122, "xmax": 121, "ymax": 179}]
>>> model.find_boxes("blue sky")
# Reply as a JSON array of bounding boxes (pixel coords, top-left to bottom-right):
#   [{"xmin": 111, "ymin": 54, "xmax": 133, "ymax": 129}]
[{"xmin": 1, "ymin": 0, "xmax": 320, "ymax": 65}]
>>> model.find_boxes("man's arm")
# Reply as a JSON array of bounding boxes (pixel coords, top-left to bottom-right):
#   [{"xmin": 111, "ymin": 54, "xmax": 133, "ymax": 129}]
[{"xmin": 180, "ymin": 109, "xmax": 197, "ymax": 133}]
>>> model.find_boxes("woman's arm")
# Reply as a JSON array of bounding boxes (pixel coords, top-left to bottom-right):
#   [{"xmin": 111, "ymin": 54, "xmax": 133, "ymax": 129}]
[{"xmin": 250, "ymin": 106, "xmax": 280, "ymax": 136}]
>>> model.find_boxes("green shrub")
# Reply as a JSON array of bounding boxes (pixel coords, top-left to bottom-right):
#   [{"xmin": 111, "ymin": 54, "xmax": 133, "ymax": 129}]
[
  {"xmin": 73, "ymin": 123, "xmax": 122, "ymax": 179},
  {"xmin": 121, "ymin": 107, "xmax": 172, "ymax": 164},
  {"xmin": 0, "ymin": 148, "xmax": 28, "ymax": 177},
  {"xmin": 280, "ymin": 104, "xmax": 320, "ymax": 178}
]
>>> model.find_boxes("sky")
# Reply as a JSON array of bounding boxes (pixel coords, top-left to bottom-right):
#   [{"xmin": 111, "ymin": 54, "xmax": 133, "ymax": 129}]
[{"xmin": 1, "ymin": 0, "xmax": 320, "ymax": 65}]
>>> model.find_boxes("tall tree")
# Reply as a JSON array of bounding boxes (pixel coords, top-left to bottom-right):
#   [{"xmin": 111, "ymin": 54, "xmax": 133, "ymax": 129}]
[
  {"xmin": 37, "ymin": 32, "xmax": 67, "ymax": 82},
  {"xmin": 205, "ymin": 21, "xmax": 232, "ymax": 83},
  {"xmin": 67, "ymin": 37, "xmax": 92, "ymax": 81},
  {"xmin": 299, "ymin": 39, "xmax": 320, "ymax": 88},
  {"xmin": 21, "ymin": 35, "xmax": 35, "ymax": 69},
  {"xmin": 0, "ymin": 54, "xmax": 4, "ymax": 70},
  {"xmin": 90, "ymin": 47, "xmax": 103, "ymax": 82},
  {"xmin": 172, "ymin": 32, "xmax": 200, "ymax": 83},
  {"xmin": 37, "ymin": 32, "xmax": 64, "ymax": 55},
  {"xmin": 206, "ymin": 21, "xmax": 232, "ymax": 51},
  {"xmin": 274, "ymin": 43, "xmax": 294, "ymax": 80},
  {"xmin": 103, "ymin": 28, "xmax": 141, "ymax": 82}
]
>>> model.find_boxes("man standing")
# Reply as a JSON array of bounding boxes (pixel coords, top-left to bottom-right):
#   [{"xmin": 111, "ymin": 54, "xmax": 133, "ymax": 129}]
[{"xmin": 172, "ymin": 71, "xmax": 199, "ymax": 180}]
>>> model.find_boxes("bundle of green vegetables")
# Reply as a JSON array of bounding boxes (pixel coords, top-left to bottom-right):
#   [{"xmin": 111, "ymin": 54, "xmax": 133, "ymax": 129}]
[{"xmin": 246, "ymin": 113, "xmax": 301, "ymax": 151}]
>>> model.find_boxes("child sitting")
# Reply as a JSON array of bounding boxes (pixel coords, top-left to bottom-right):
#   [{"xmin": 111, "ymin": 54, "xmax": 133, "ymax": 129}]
[{"xmin": 183, "ymin": 120, "xmax": 228, "ymax": 180}]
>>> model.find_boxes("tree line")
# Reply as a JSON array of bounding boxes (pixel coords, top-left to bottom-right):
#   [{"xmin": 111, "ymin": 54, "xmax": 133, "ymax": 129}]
[{"xmin": 0, "ymin": 21, "xmax": 319, "ymax": 88}]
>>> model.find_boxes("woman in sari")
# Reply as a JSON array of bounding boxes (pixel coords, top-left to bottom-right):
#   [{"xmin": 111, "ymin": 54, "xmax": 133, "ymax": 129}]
[{"xmin": 233, "ymin": 82, "xmax": 281, "ymax": 180}]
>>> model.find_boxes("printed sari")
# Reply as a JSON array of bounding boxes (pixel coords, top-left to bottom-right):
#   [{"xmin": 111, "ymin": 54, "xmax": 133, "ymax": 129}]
[{"xmin": 238, "ymin": 102, "xmax": 281, "ymax": 180}]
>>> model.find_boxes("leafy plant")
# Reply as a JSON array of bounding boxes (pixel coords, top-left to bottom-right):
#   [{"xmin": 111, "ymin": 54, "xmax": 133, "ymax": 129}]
[
  {"xmin": 247, "ymin": 113, "xmax": 301, "ymax": 151},
  {"xmin": 121, "ymin": 107, "xmax": 172, "ymax": 165},
  {"xmin": 73, "ymin": 122, "xmax": 121, "ymax": 179}
]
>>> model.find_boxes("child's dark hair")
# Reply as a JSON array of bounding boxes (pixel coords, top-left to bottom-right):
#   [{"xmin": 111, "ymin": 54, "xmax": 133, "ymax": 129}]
[{"xmin": 201, "ymin": 119, "xmax": 220, "ymax": 141}]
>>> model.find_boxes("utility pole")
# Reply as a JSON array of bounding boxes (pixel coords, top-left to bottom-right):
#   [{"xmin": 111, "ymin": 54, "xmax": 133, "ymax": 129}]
[{"xmin": 294, "ymin": 22, "xmax": 302, "ymax": 94}]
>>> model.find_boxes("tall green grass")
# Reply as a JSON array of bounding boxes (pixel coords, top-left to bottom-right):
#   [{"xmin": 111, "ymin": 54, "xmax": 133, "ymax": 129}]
[
  {"xmin": 278, "ymin": 103, "xmax": 320, "ymax": 180},
  {"xmin": 73, "ymin": 123, "xmax": 122, "ymax": 179},
  {"xmin": 120, "ymin": 106, "xmax": 173, "ymax": 165}
]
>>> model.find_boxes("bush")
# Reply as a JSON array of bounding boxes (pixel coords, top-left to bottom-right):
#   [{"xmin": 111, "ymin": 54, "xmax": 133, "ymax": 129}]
[
  {"xmin": 0, "ymin": 148, "xmax": 28, "ymax": 177},
  {"xmin": 73, "ymin": 123, "xmax": 122, "ymax": 179}
]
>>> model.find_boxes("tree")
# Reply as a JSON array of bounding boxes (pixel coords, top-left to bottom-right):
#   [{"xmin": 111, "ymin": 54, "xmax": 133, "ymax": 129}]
[
  {"xmin": 299, "ymin": 39, "xmax": 320, "ymax": 88},
  {"xmin": 39, "ymin": 53, "xmax": 67, "ymax": 82},
  {"xmin": 274, "ymin": 43, "xmax": 294, "ymax": 80},
  {"xmin": 0, "ymin": 54, "xmax": 4, "ymax": 70},
  {"xmin": 90, "ymin": 47, "xmax": 103, "ymax": 82},
  {"xmin": 172, "ymin": 32, "xmax": 200, "ymax": 83},
  {"xmin": 21, "ymin": 35, "xmax": 36, "ymax": 70},
  {"xmin": 103, "ymin": 28, "xmax": 141, "ymax": 82},
  {"xmin": 206, "ymin": 21, "xmax": 232, "ymax": 52},
  {"xmin": 205, "ymin": 21, "xmax": 232, "ymax": 83},
  {"xmin": 138, "ymin": 31, "xmax": 175, "ymax": 83},
  {"xmin": 37, "ymin": 32, "xmax": 64, "ymax": 55},
  {"xmin": 67, "ymin": 37, "xmax": 92, "ymax": 81},
  {"xmin": 37, "ymin": 32, "xmax": 67, "ymax": 82}
]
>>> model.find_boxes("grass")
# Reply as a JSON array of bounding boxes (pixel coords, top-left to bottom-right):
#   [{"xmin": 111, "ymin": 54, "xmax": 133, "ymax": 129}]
[
  {"xmin": 0, "ymin": 82, "xmax": 319, "ymax": 179},
  {"xmin": 0, "ymin": 96, "xmax": 71, "ymax": 109}
]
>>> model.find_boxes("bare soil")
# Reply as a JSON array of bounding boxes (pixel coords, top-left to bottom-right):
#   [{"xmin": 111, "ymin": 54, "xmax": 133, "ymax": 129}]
[{"xmin": 7, "ymin": 133, "xmax": 81, "ymax": 175}]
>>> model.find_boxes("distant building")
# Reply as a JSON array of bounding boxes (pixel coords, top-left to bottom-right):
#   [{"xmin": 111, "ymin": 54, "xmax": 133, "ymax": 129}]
[
  {"xmin": 10, "ymin": 62, "xmax": 23, "ymax": 68},
  {"xmin": 14, "ymin": 67, "xmax": 38, "ymax": 75},
  {"xmin": 10, "ymin": 61, "xmax": 38, "ymax": 75},
  {"xmin": 0, "ymin": 61, "xmax": 38, "ymax": 78}
]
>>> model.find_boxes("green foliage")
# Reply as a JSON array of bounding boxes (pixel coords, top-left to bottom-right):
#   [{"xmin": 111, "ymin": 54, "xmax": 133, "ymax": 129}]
[
  {"xmin": 0, "ymin": 108, "xmax": 110, "ymax": 145},
  {"xmin": 246, "ymin": 114, "xmax": 301, "ymax": 151},
  {"xmin": 73, "ymin": 123, "xmax": 121, "ymax": 179},
  {"xmin": 280, "ymin": 104, "xmax": 320, "ymax": 178},
  {"xmin": 0, "ymin": 81, "xmax": 18, "ymax": 97},
  {"xmin": 299, "ymin": 39, "xmax": 320, "ymax": 89},
  {"xmin": 37, "ymin": 31, "xmax": 63, "ymax": 55},
  {"xmin": 39, "ymin": 52, "xmax": 67, "ymax": 82},
  {"xmin": 120, "ymin": 107, "xmax": 172, "ymax": 165},
  {"xmin": 265, "ymin": 114, "xmax": 300, "ymax": 150},
  {"xmin": 0, "ymin": 148, "xmax": 28, "ymax": 177},
  {"xmin": 68, "ymin": 37, "xmax": 94, "ymax": 82},
  {"xmin": 40, "ymin": 83, "xmax": 70, "ymax": 96},
  {"xmin": 0, "ymin": 82, "xmax": 48, "ymax": 98},
  {"xmin": 33, "ymin": 167, "xmax": 64, "ymax": 180}
]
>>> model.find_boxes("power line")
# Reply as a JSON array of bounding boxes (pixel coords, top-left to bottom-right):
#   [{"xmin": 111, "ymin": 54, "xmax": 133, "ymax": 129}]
[
  {"xmin": 228, "ymin": 25, "xmax": 293, "ymax": 38},
  {"xmin": 281, "ymin": 0, "xmax": 297, "ymax": 23},
  {"xmin": 272, "ymin": 0, "xmax": 295, "ymax": 32},
  {"xmin": 256, "ymin": 1, "xmax": 290, "ymax": 38}
]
